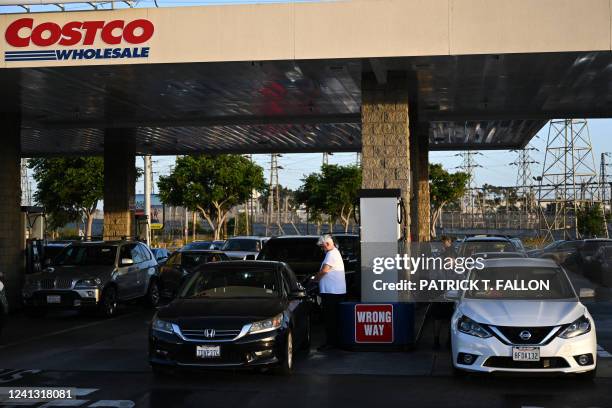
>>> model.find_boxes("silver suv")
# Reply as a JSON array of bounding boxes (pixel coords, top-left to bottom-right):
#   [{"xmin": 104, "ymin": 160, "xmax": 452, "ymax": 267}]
[{"xmin": 22, "ymin": 241, "xmax": 160, "ymax": 317}]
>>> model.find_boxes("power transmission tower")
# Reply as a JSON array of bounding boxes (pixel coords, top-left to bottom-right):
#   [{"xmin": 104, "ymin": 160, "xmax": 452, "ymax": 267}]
[
  {"xmin": 455, "ymin": 151, "xmax": 482, "ymax": 227},
  {"xmin": 600, "ymin": 153, "xmax": 612, "ymax": 212},
  {"xmin": 538, "ymin": 119, "xmax": 607, "ymax": 240},
  {"xmin": 266, "ymin": 154, "xmax": 284, "ymax": 236},
  {"xmin": 510, "ymin": 146, "xmax": 539, "ymax": 213},
  {"xmin": 21, "ymin": 158, "xmax": 31, "ymax": 206}
]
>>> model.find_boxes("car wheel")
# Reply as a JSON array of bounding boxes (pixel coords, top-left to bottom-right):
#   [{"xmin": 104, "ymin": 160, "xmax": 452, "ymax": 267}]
[
  {"xmin": 146, "ymin": 279, "xmax": 160, "ymax": 307},
  {"xmin": 98, "ymin": 287, "xmax": 118, "ymax": 318},
  {"xmin": 275, "ymin": 329, "xmax": 294, "ymax": 375}
]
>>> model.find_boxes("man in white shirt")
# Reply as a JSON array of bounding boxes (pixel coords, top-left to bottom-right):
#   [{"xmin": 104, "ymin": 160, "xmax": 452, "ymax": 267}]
[{"xmin": 314, "ymin": 234, "xmax": 346, "ymax": 351}]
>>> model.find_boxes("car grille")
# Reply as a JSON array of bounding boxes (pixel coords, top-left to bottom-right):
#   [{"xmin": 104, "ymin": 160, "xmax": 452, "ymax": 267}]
[
  {"xmin": 483, "ymin": 357, "xmax": 569, "ymax": 369},
  {"xmin": 38, "ymin": 278, "xmax": 73, "ymax": 290},
  {"xmin": 488, "ymin": 325, "xmax": 559, "ymax": 345},
  {"xmin": 180, "ymin": 328, "xmax": 242, "ymax": 341}
]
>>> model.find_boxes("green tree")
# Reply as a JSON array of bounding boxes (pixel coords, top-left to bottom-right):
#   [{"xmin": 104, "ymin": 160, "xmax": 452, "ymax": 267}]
[
  {"xmin": 296, "ymin": 164, "xmax": 362, "ymax": 232},
  {"xmin": 429, "ymin": 163, "xmax": 469, "ymax": 238},
  {"xmin": 157, "ymin": 155, "xmax": 265, "ymax": 240},
  {"xmin": 577, "ymin": 203, "xmax": 606, "ymax": 238},
  {"xmin": 29, "ymin": 157, "xmax": 104, "ymax": 239}
]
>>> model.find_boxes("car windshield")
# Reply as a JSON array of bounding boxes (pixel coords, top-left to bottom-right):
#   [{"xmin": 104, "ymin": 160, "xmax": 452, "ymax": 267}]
[
  {"xmin": 335, "ymin": 236, "xmax": 359, "ymax": 258},
  {"xmin": 461, "ymin": 241, "xmax": 515, "ymax": 256},
  {"xmin": 222, "ymin": 239, "xmax": 260, "ymax": 252},
  {"xmin": 258, "ymin": 239, "xmax": 322, "ymax": 262},
  {"xmin": 465, "ymin": 266, "xmax": 576, "ymax": 300},
  {"xmin": 55, "ymin": 245, "xmax": 117, "ymax": 266},
  {"xmin": 183, "ymin": 242, "xmax": 212, "ymax": 250},
  {"xmin": 180, "ymin": 267, "xmax": 279, "ymax": 299}
]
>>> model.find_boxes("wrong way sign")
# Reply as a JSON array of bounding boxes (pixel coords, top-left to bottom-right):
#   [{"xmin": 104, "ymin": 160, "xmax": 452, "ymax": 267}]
[{"xmin": 354, "ymin": 304, "xmax": 394, "ymax": 343}]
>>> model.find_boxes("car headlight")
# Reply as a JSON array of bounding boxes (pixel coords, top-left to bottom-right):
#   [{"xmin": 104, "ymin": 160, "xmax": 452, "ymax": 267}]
[
  {"xmin": 457, "ymin": 315, "xmax": 492, "ymax": 338},
  {"xmin": 247, "ymin": 313, "xmax": 283, "ymax": 334},
  {"xmin": 74, "ymin": 278, "xmax": 102, "ymax": 289},
  {"xmin": 152, "ymin": 316, "xmax": 174, "ymax": 334},
  {"xmin": 559, "ymin": 315, "xmax": 591, "ymax": 339}
]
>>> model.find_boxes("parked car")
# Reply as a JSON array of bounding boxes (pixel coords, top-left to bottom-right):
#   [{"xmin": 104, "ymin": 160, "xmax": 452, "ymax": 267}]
[
  {"xmin": 588, "ymin": 244, "xmax": 612, "ymax": 286},
  {"xmin": 472, "ymin": 251, "xmax": 527, "ymax": 260},
  {"xmin": 576, "ymin": 239, "xmax": 612, "ymax": 275},
  {"xmin": 0, "ymin": 275, "xmax": 7, "ymax": 336},
  {"xmin": 458, "ymin": 236, "xmax": 521, "ymax": 257},
  {"xmin": 22, "ymin": 241, "xmax": 161, "ymax": 317},
  {"xmin": 510, "ymin": 238, "xmax": 526, "ymax": 252},
  {"xmin": 158, "ymin": 250, "xmax": 229, "ymax": 299},
  {"xmin": 528, "ymin": 239, "xmax": 583, "ymax": 269},
  {"xmin": 151, "ymin": 248, "xmax": 170, "ymax": 265},
  {"xmin": 221, "ymin": 236, "xmax": 268, "ymax": 260},
  {"xmin": 149, "ymin": 261, "xmax": 311, "ymax": 375},
  {"xmin": 182, "ymin": 241, "xmax": 215, "ymax": 251},
  {"xmin": 451, "ymin": 257, "xmax": 597, "ymax": 378}
]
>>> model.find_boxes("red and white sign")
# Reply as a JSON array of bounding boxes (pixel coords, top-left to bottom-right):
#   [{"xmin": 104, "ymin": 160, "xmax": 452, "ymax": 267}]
[{"xmin": 354, "ymin": 304, "xmax": 394, "ymax": 343}]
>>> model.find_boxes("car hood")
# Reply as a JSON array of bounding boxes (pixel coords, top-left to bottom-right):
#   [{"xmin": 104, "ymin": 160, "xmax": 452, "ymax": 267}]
[
  {"xmin": 458, "ymin": 298, "xmax": 585, "ymax": 326},
  {"xmin": 33, "ymin": 265, "xmax": 113, "ymax": 280},
  {"xmin": 224, "ymin": 251, "xmax": 257, "ymax": 259},
  {"xmin": 157, "ymin": 297, "xmax": 285, "ymax": 327}
]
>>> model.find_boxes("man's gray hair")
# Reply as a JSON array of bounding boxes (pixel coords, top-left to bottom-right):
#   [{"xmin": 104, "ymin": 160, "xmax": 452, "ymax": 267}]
[{"xmin": 317, "ymin": 234, "xmax": 334, "ymax": 246}]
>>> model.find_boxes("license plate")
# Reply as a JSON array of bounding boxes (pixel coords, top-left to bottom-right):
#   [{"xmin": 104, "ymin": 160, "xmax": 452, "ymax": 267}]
[
  {"xmin": 512, "ymin": 346, "xmax": 540, "ymax": 361},
  {"xmin": 46, "ymin": 295, "xmax": 61, "ymax": 304},
  {"xmin": 196, "ymin": 345, "xmax": 220, "ymax": 358}
]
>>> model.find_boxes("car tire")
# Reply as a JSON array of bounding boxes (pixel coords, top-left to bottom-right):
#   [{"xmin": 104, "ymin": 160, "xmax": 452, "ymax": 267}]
[
  {"xmin": 98, "ymin": 287, "xmax": 118, "ymax": 318},
  {"xmin": 275, "ymin": 329, "xmax": 294, "ymax": 375},
  {"xmin": 146, "ymin": 279, "xmax": 160, "ymax": 308}
]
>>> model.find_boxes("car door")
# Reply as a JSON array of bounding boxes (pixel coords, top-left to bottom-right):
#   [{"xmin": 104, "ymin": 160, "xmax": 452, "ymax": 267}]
[
  {"xmin": 136, "ymin": 244, "xmax": 156, "ymax": 296},
  {"xmin": 115, "ymin": 244, "xmax": 139, "ymax": 299},
  {"xmin": 281, "ymin": 265, "xmax": 308, "ymax": 341}
]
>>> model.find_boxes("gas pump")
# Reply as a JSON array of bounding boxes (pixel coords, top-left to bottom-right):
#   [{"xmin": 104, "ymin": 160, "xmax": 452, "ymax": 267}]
[{"xmin": 338, "ymin": 189, "xmax": 415, "ymax": 350}]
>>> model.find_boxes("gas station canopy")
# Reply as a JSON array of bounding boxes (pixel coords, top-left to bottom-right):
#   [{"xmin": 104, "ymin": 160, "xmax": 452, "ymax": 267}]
[{"xmin": 2, "ymin": 0, "xmax": 612, "ymax": 156}]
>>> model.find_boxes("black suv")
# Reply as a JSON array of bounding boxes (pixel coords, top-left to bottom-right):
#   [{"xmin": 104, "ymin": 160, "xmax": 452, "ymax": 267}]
[{"xmin": 22, "ymin": 241, "xmax": 160, "ymax": 317}]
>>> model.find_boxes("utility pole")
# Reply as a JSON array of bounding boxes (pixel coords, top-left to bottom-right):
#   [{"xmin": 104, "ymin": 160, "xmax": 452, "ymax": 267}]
[
  {"xmin": 266, "ymin": 154, "xmax": 284, "ymax": 235},
  {"xmin": 20, "ymin": 158, "xmax": 31, "ymax": 206},
  {"xmin": 143, "ymin": 155, "xmax": 152, "ymax": 245},
  {"xmin": 322, "ymin": 152, "xmax": 332, "ymax": 166}
]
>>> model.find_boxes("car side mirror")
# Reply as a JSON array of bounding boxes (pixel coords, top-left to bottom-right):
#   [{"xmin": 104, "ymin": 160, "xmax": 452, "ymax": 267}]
[
  {"xmin": 444, "ymin": 290, "xmax": 460, "ymax": 301},
  {"xmin": 289, "ymin": 290, "xmax": 307, "ymax": 300},
  {"xmin": 120, "ymin": 258, "xmax": 134, "ymax": 266},
  {"xmin": 579, "ymin": 288, "xmax": 595, "ymax": 298},
  {"xmin": 245, "ymin": 254, "xmax": 256, "ymax": 260}
]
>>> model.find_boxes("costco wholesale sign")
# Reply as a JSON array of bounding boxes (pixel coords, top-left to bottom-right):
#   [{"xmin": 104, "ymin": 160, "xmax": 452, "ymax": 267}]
[
  {"xmin": 355, "ymin": 304, "xmax": 394, "ymax": 343},
  {"xmin": 4, "ymin": 18, "xmax": 153, "ymax": 62}
]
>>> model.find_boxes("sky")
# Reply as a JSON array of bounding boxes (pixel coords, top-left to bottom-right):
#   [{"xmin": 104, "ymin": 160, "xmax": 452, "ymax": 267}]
[{"xmin": 3, "ymin": 1, "xmax": 612, "ymax": 193}]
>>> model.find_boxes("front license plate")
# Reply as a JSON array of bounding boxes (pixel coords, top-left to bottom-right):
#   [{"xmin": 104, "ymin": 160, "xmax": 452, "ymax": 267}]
[
  {"xmin": 512, "ymin": 346, "xmax": 540, "ymax": 361},
  {"xmin": 46, "ymin": 295, "xmax": 61, "ymax": 304},
  {"xmin": 196, "ymin": 345, "xmax": 220, "ymax": 358}
]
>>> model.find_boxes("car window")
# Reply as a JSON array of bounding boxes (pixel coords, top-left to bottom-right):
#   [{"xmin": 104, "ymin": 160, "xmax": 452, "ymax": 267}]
[
  {"xmin": 281, "ymin": 265, "xmax": 300, "ymax": 291},
  {"xmin": 166, "ymin": 252, "xmax": 181, "ymax": 266},
  {"xmin": 222, "ymin": 239, "xmax": 260, "ymax": 252},
  {"xmin": 557, "ymin": 242, "xmax": 575, "ymax": 250},
  {"xmin": 130, "ymin": 245, "xmax": 145, "ymax": 264},
  {"xmin": 465, "ymin": 266, "xmax": 575, "ymax": 300},
  {"xmin": 180, "ymin": 267, "xmax": 280, "ymax": 299},
  {"xmin": 55, "ymin": 245, "xmax": 117, "ymax": 266},
  {"xmin": 138, "ymin": 244, "xmax": 152, "ymax": 261},
  {"xmin": 461, "ymin": 241, "xmax": 515, "ymax": 257},
  {"xmin": 258, "ymin": 239, "xmax": 322, "ymax": 262}
]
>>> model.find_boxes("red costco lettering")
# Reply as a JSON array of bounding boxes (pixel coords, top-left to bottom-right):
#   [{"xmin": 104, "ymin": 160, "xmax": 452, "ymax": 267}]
[{"xmin": 5, "ymin": 18, "xmax": 154, "ymax": 47}]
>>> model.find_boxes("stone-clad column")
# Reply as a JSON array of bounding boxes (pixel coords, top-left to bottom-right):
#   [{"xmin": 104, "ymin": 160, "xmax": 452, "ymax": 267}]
[
  {"xmin": 410, "ymin": 123, "xmax": 430, "ymax": 242},
  {"xmin": 361, "ymin": 73, "xmax": 411, "ymax": 240},
  {"xmin": 0, "ymin": 114, "xmax": 24, "ymax": 308},
  {"xmin": 103, "ymin": 129, "xmax": 136, "ymax": 240}
]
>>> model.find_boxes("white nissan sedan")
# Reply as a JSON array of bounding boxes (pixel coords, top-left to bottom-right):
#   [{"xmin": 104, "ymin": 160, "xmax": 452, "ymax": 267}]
[{"xmin": 451, "ymin": 258, "xmax": 597, "ymax": 378}]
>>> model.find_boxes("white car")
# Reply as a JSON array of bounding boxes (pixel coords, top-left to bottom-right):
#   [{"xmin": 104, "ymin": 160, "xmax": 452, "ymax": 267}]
[
  {"xmin": 221, "ymin": 236, "xmax": 268, "ymax": 260},
  {"xmin": 451, "ymin": 258, "xmax": 597, "ymax": 377}
]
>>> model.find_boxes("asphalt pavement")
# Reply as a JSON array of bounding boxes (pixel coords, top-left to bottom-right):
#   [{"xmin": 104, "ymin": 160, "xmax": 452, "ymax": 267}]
[{"xmin": 0, "ymin": 297, "xmax": 612, "ymax": 408}]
